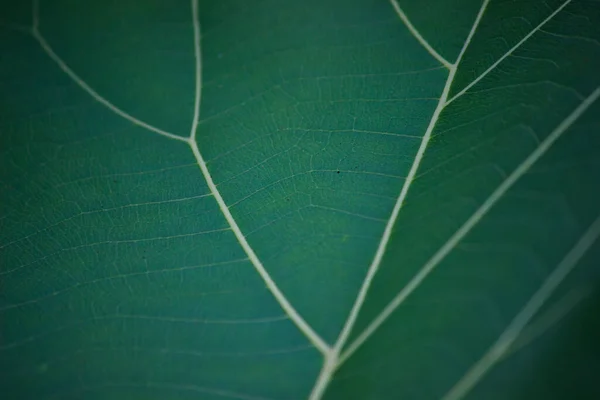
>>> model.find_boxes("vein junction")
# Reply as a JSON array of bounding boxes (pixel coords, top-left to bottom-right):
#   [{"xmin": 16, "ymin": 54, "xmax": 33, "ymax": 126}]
[
  {"xmin": 30, "ymin": 0, "xmax": 329, "ymax": 356},
  {"xmin": 341, "ymin": 0, "xmax": 576, "ymax": 360},
  {"xmin": 307, "ymin": 1, "xmax": 492, "ymax": 398},
  {"xmin": 310, "ymin": 0, "xmax": 589, "ymax": 398}
]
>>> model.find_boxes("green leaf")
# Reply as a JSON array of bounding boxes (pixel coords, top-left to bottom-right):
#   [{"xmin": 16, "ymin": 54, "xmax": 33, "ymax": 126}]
[{"xmin": 2, "ymin": 0, "xmax": 600, "ymax": 399}]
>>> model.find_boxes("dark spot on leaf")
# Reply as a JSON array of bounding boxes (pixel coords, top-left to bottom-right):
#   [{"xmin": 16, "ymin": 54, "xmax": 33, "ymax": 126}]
[{"xmin": 336, "ymin": 170, "xmax": 340, "ymax": 174}]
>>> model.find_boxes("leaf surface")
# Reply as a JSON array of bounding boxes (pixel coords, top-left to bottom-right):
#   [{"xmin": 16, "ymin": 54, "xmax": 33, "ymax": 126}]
[{"xmin": 1, "ymin": 0, "xmax": 600, "ymax": 399}]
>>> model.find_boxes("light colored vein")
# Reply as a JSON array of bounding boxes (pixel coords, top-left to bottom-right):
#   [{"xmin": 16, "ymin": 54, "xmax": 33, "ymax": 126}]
[
  {"xmin": 388, "ymin": 0, "xmax": 452, "ymax": 69},
  {"xmin": 308, "ymin": 2, "xmax": 491, "ymax": 399},
  {"xmin": 339, "ymin": 0, "xmax": 488, "ymax": 350},
  {"xmin": 188, "ymin": 142, "xmax": 330, "ymax": 355},
  {"xmin": 32, "ymin": 0, "xmax": 39, "ymax": 31},
  {"xmin": 31, "ymin": 23, "xmax": 187, "ymax": 142},
  {"xmin": 442, "ymin": 213, "xmax": 600, "ymax": 400},
  {"xmin": 445, "ymin": 0, "xmax": 572, "ymax": 106},
  {"xmin": 189, "ymin": 0, "xmax": 202, "ymax": 142},
  {"xmin": 184, "ymin": 0, "xmax": 330, "ymax": 355},
  {"xmin": 340, "ymin": 85, "xmax": 600, "ymax": 365},
  {"xmin": 502, "ymin": 285, "xmax": 591, "ymax": 359}
]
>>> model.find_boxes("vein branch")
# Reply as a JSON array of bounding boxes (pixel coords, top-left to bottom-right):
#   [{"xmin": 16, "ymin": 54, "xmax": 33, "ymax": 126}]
[
  {"xmin": 32, "ymin": 0, "xmax": 329, "ymax": 356},
  {"xmin": 185, "ymin": 0, "xmax": 330, "ymax": 355},
  {"xmin": 501, "ymin": 285, "xmax": 591, "ymax": 359},
  {"xmin": 186, "ymin": 135, "xmax": 330, "ymax": 356},
  {"xmin": 32, "ymin": 0, "xmax": 39, "ymax": 31},
  {"xmin": 336, "ymin": 0, "xmax": 489, "ymax": 368},
  {"xmin": 389, "ymin": 0, "xmax": 452, "ymax": 69},
  {"xmin": 341, "ymin": 85, "xmax": 600, "ymax": 365},
  {"xmin": 308, "ymin": 1, "xmax": 491, "ymax": 398},
  {"xmin": 446, "ymin": 0, "xmax": 572, "ymax": 106},
  {"xmin": 336, "ymin": 0, "xmax": 576, "ymax": 366},
  {"xmin": 31, "ymin": 1, "xmax": 186, "ymax": 143},
  {"xmin": 442, "ymin": 212, "xmax": 600, "ymax": 400},
  {"xmin": 189, "ymin": 0, "xmax": 202, "ymax": 141}
]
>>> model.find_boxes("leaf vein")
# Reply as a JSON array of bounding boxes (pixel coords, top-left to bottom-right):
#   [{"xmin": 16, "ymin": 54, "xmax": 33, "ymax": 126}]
[{"xmin": 442, "ymin": 212, "xmax": 600, "ymax": 400}]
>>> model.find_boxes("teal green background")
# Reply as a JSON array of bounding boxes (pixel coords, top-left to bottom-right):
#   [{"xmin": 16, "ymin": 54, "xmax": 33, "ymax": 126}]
[{"xmin": 1, "ymin": 0, "xmax": 599, "ymax": 399}]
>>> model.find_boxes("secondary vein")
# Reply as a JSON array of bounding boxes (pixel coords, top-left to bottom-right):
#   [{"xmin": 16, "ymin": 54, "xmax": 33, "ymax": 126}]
[
  {"xmin": 185, "ymin": 0, "xmax": 330, "ymax": 355},
  {"xmin": 31, "ymin": 0, "xmax": 330, "ymax": 356},
  {"xmin": 342, "ymin": 85, "xmax": 600, "ymax": 365},
  {"xmin": 388, "ymin": 0, "xmax": 452, "ymax": 69},
  {"xmin": 443, "ymin": 210, "xmax": 600, "ymax": 400}
]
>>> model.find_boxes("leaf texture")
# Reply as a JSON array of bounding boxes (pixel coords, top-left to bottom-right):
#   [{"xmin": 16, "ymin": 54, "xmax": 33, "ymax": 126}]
[{"xmin": 1, "ymin": 0, "xmax": 600, "ymax": 399}]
